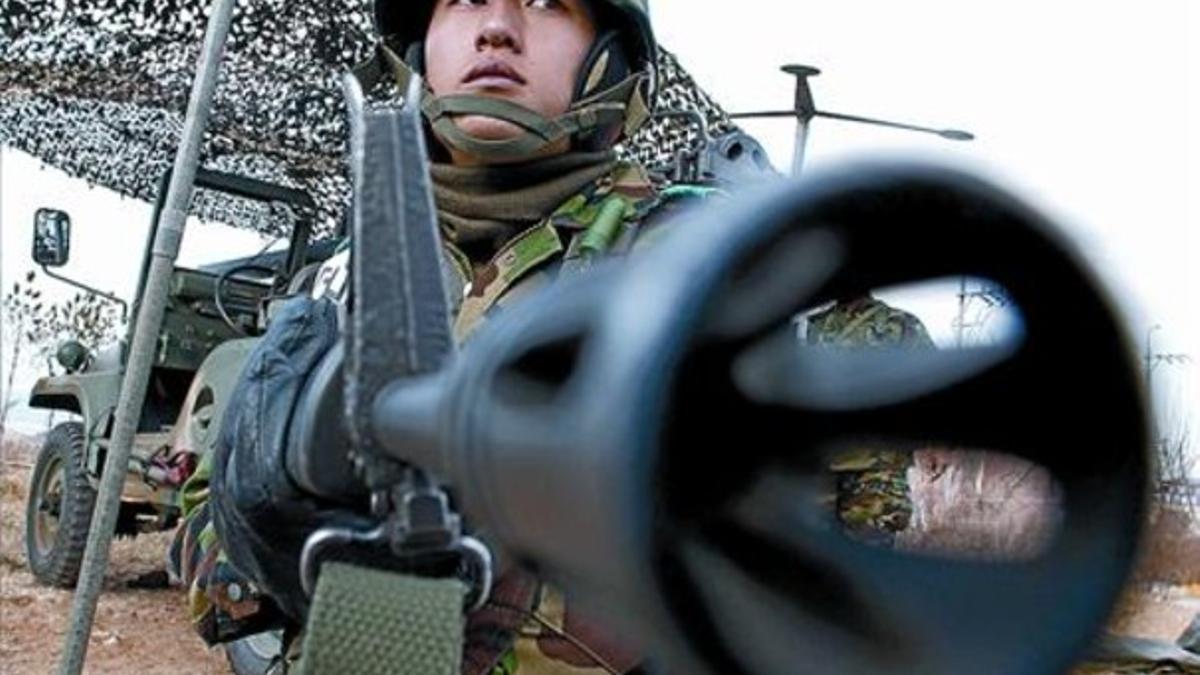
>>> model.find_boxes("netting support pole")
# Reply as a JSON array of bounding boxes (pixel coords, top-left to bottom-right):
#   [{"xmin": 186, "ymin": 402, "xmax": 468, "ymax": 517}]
[
  {"xmin": 781, "ymin": 65, "xmax": 819, "ymax": 177},
  {"xmin": 56, "ymin": 0, "xmax": 237, "ymax": 671}
]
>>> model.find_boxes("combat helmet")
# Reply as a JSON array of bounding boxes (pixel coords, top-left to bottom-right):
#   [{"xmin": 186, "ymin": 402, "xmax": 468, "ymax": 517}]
[{"xmin": 372, "ymin": 0, "xmax": 658, "ymax": 163}]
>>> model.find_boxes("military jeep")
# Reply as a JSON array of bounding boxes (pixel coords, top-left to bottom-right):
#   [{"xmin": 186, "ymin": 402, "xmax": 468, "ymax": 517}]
[{"xmin": 23, "ymin": 169, "xmax": 334, "ymax": 590}]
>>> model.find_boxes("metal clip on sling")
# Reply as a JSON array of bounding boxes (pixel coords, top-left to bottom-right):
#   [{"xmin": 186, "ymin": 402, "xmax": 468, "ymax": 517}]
[{"xmin": 299, "ymin": 473, "xmax": 493, "ymax": 612}]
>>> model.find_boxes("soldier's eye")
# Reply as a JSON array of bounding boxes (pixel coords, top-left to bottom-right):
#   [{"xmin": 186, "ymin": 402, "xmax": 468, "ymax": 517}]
[{"xmin": 526, "ymin": 0, "xmax": 565, "ymax": 9}]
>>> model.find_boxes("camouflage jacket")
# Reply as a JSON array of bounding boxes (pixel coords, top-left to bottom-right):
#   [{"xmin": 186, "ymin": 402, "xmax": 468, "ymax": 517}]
[
  {"xmin": 169, "ymin": 160, "xmax": 696, "ymax": 674},
  {"xmin": 806, "ymin": 295, "xmax": 934, "ymax": 350},
  {"xmin": 805, "ymin": 294, "xmax": 935, "ymax": 545}
]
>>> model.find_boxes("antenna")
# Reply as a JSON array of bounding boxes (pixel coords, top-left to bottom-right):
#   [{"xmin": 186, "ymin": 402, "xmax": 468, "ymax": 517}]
[
  {"xmin": 1142, "ymin": 324, "xmax": 1194, "ymax": 513},
  {"xmin": 954, "ymin": 278, "xmax": 1009, "ymax": 347},
  {"xmin": 730, "ymin": 65, "xmax": 975, "ymax": 175}
]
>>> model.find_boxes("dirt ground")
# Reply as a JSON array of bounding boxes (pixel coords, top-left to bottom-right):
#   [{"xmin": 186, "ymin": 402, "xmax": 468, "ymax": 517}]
[
  {"xmin": 1, "ymin": 430, "xmax": 1197, "ymax": 674},
  {"xmin": 0, "ymin": 432, "xmax": 228, "ymax": 675},
  {"xmin": 1111, "ymin": 588, "xmax": 1200, "ymax": 645}
]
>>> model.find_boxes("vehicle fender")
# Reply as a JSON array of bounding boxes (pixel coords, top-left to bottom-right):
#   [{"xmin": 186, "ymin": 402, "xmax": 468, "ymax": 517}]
[
  {"xmin": 166, "ymin": 337, "xmax": 260, "ymax": 459},
  {"xmin": 29, "ymin": 372, "xmax": 121, "ymax": 474}
]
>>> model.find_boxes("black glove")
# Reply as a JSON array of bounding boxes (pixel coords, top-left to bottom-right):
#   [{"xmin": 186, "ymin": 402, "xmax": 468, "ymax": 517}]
[{"xmin": 210, "ymin": 296, "xmax": 374, "ymax": 622}]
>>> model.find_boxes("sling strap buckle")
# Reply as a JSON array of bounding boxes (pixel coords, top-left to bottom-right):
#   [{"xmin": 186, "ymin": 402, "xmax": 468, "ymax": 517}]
[{"xmin": 300, "ymin": 469, "xmax": 494, "ymax": 612}]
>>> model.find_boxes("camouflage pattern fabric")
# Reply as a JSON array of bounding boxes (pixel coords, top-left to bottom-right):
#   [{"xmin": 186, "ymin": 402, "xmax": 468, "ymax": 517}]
[
  {"xmin": 168, "ymin": 451, "xmax": 283, "ymax": 645},
  {"xmin": 464, "ymin": 572, "xmax": 643, "ymax": 675},
  {"xmin": 451, "ymin": 162, "xmax": 663, "ymax": 342},
  {"xmin": 806, "ymin": 295, "xmax": 935, "ymax": 350},
  {"xmin": 827, "ymin": 449, "xmax": 915, "ymax": 546},
  {"xmin": 806, "ymin": 295, "xmax": 935, "ymax": 545}
]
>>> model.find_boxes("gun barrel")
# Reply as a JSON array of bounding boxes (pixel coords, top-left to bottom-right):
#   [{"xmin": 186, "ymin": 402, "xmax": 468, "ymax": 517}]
[{"xmin": 372, "ymin": 374, "xmax": 448, "ymax": 476}]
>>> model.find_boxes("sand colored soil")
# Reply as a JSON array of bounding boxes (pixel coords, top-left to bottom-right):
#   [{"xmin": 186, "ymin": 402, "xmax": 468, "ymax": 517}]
[{"xmin": 1, "ymin": 433, "xmax": 228, "ymax": 674}]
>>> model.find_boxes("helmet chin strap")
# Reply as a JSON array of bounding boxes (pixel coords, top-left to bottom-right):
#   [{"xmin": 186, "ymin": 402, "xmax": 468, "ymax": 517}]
[
  {"xmin": 425, "ymin": 95, "xmax": 626, "ymax": 163},
  {"xmin": 423, "ymin": 83, "xmax": 643, "ymax": 163},
  {"xmin": 379, "ymin": 45, "xmax": 651, "ymax": 164}
]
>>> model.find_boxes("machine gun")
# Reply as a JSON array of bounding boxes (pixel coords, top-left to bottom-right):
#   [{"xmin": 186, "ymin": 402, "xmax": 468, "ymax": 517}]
[{"xmin": 277, "ymin": 72, "xmax": 1151, "ymax": 675}]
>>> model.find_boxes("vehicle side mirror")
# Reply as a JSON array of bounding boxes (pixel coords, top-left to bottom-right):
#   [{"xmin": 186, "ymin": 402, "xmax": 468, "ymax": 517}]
[{"xmin": 33, "ymin": 208, "xmax": 71, "ymax": 267}]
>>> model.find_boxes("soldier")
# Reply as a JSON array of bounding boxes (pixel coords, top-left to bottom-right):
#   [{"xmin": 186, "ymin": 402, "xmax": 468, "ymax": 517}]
[
  {"xmin": 171, "ymin": 1, "xmax": 715, "ymax": 672},
  {"xmin": 168, "ymin": 0, "xmax": 932, "ymax": 671},
  {"xmin": 805, "ymin": 292, "xmax": 935, "ymax": 546}
]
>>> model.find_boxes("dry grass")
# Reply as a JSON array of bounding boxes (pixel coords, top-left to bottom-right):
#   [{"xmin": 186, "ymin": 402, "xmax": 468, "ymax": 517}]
[
  {"xmin": 0, "ymin": 429, "xmax": 38, "ymax": 465},
  {"xmin": 1135, "ymin": 506, "xmax": 1200, "ymax": 587},
  {"xmin": 1106, "ymin": 506, "xmax": 1200, "ymax": 642},
  {"xmin": 0, "ymin": 429, "xmax": 229, "ymax": 674},
  {"xmin": 0, "ymin": 470, "xmax": 23, "ymax": 501}
]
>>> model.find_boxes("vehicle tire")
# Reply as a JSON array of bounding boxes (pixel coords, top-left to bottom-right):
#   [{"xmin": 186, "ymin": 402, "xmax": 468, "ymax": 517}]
[
  {"xmin": 24, "ymin": 422, "xmax": 96, "ymax": 588},
  {"xmin": 225, "ymin": 630, "xmax": 285, "ymax": 675}
]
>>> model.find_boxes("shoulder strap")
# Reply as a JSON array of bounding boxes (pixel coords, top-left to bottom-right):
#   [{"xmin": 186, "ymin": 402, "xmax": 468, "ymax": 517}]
[
  {"xmin": 297, "ymin": 563, "xmax": 466, "ymax": 675},
  {"xmin": 834, "ymin": 303, "xmax": 888, "ymax": 343}
]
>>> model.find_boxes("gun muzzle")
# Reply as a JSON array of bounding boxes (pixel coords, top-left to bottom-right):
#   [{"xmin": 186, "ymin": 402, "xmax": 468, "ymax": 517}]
[{"xmin": 312, "ymin": 160, "xmax": 1149, "ymax": 675}]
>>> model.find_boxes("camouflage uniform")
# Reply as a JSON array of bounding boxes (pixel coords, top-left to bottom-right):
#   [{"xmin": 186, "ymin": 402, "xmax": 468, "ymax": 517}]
[
  {"xmin": 447, "ymin": 163, "xmax": 664, "ymax": 343},
  {"xmin": 806, "ymin": 295, "xmax": 934, "ymax": 350},
  {"xmin": 167, "ymin": 0, "xmax": 753, "ymax": 670},
  {"xmin": 168, "ymin": 458, "xmax": 283, "ymax": 644},
  {"xmin": 169, "ymin": 159, "xmax": 695, "ymax": 674},
  {"xmin": 805, "ymin": 295, "xmax": 935, "ymax": 545}
]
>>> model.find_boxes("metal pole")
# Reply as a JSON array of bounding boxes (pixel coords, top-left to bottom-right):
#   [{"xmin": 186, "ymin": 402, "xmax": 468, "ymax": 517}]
[
  {"xmin": 0, "ymin": 146, "xmax": 6, "ymax": 441},
  {"xmin": 56, "ymin": 0, "xmax": 237, "ymax": 671},
  {"xmin": 1144, "ymin": 324, "xmax": 1161, "ymax": 401},
  {"xmin": 1143, "ymin": 324, "xmax": 1163, "ymax": 487},
  {"xmin": 728, "ymin": 65, "xmax": 975, "ymax": 178},
  {"xmin": 792, "ymin": 114, "xmax": 812, "ymax": 177},
  {"xmin": 782, "ymin": 65, "xmax": 820, "ymax": 177},
  {"xmin": 956, "ymin": 276, "xmax": 968, "ymax": 348}
]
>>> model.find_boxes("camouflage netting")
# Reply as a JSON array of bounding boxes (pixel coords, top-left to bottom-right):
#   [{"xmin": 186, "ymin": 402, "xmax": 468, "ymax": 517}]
[{"xmin": 0, "ymin": 0, "xmax": 736, "ymax": 237}]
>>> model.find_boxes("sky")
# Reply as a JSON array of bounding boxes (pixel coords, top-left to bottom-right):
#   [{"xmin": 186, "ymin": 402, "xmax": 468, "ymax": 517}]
[
  {"xmin": 1, "ymin": 1, "xmax": 1197, "ymax": 457},
  {"xmin": 651, "ymin": 0, "xmax": 1199, "ymax": 452}
]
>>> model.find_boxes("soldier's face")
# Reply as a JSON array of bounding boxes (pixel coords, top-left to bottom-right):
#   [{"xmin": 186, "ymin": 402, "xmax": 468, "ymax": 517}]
[{"xmin": 425, "ymin": 0, "xmax": 597, "ymax": 164}]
